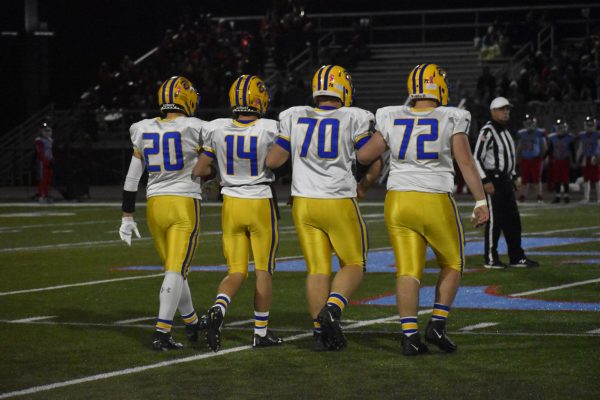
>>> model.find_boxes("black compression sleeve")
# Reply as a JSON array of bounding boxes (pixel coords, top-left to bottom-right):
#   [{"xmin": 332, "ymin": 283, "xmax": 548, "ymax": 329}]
[{"xmin": 122, "ymin": 190, "xmax": 137, "ymax": 213}]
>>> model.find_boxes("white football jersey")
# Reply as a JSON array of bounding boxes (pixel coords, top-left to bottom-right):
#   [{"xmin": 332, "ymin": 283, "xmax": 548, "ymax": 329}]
[
  {"xmin": 375, "ymin": 105, "xmax": 471, "ymax": 193},
  {"xmin": 202, "ymin": 118, "xmax": 277, "ymax": 198},
  {"xmin": 130, "ymin": 116, "xmax": 206, "ymax": 199},
  {"xmin": 277, "ymin": 106, "xmax": 373, "ymax": 198}
]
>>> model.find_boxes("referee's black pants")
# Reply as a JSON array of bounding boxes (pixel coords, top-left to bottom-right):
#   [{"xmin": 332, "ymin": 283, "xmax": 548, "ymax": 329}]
[{"xmin": 484, "ymin": 173, "xmax": 525, "ymax": 265}]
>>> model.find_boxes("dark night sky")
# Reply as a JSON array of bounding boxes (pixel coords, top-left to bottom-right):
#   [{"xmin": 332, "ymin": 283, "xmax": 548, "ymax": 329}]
[{"xmin": 0, "ymin": 0, "xmax": 592, "ymax": 132}]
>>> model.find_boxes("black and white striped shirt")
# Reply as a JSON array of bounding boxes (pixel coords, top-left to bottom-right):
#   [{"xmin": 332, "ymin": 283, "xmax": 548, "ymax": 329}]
[{"xmin": 474, "ymin": 120, "xmax": 517, "ymax": 182}]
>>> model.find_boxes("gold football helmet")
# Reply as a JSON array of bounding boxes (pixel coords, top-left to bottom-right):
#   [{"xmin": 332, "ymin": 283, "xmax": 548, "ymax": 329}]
[
  {"xmin": 407, "ymin": 64, "xmax": 448, "ymax": 106},
  {"xmin": 311, "ymin": 65, "xmax": 353, "ymax": 107},
  {"xmin": 157, "ymin": 76, "xmax": 199, "ymax": 117},
  {"xmin": 229, "ymin": 75, "xmax": 269, "ymax": 115}
]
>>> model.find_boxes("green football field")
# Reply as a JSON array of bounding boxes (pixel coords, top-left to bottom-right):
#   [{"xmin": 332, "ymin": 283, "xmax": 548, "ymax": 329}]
[{"xmin": 0, "ymin": 199, "xmax": 599, "ymax": 399}]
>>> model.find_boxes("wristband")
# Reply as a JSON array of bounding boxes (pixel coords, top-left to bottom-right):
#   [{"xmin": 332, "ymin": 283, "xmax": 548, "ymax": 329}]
[
  {"xmin": 122, "ymin": 190, "xmax": 137, "ymax": 213},
  {"xmin": 474, "ymin": 199, "xmax": 487, "ymax": 209}
]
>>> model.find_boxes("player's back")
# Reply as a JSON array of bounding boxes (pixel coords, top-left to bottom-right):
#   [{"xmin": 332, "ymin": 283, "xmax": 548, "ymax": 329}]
[
  {"xmin": 278, "ymin": 105, "xmax": 372, "ymax": 198},
  {"xmin": 130, "ymin": 116, "xmax": 206, "ymax": 199},
  {"xmin": 375, "ymin": 105, "xmax": 471, "ymax": 193},
  {"xmin": 203, "ymin": 118, "xmax": 277, "ymax": 198}
]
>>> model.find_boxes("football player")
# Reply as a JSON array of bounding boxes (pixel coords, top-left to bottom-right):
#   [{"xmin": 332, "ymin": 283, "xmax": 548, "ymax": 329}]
[
  {"xmin": 578, "ymin": 116, "xmax": 600, "ymax": 203},
  {"xmin": 356, "ymin": 64, "xmax": 489, "ymax": 356},
  {"xmin": 34, "ymin": 122, "xmax": 53, "ymax": 203},
  {"xmin": 118, "ymin": 76, "xmax": 207, "ymax": 351},
  {"xmin": 547, "ymin": 119, "xmax": 576, "ymax": 203},
  {"xmin": 266, "ymin": 65, "xmax": 382, "ymax": 351},
  {"xmin": 192, "ymin": 75, "xmax": 283, "ymax": 352},
  {"xmin": 516, "ymin": 114, "xmax": 547, "ymax": 202}
]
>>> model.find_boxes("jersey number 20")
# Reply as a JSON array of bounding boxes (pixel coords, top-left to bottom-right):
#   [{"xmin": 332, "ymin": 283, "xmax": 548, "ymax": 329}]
[{"xmin": 143, "ymin": 132, "xmax": 184, "ymax": 172}]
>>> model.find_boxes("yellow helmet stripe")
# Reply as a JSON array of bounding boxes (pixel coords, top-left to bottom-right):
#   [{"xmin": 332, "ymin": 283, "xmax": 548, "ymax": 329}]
[
  {"xmin": 168, "ymin": 77, "xmax": 178, "ymax": 104},
  {"xmin": 322, "ymin": 65, "xmax": 334, "ymax": 92},
  {"xmin": 316, "ymin": 66, "xmax": 327, "ymax": 90},
  {"xmin": 234, "ymin": 76, "xmax": 245, "ymax": 107},
  {"xmin": 410, "ymin": 64, "xmax": 421, "ymax": 95},
  {"xmin": 160, "ymin": 80, "xmax": 169, "ymax": 105},
  {"xmin": 418, "ymin": 63, "xmax": 430, "ymax": 94},
  {"xmin": 241, "ymin": 75, "xmax": 253, "ymax": 106},
  {"xmin": 182, "ymin": 96, "xmax": 191, "ymax": 116}
]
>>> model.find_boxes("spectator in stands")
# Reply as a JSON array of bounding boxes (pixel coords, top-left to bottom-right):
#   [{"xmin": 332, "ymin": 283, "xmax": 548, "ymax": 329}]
[
  {"xmin": 479, "ymin": 25, "xmax": 501, "ymax": 60},
  {"xmin": 547, "ymin": 118, "xmax": 576, "ymax": 203}
]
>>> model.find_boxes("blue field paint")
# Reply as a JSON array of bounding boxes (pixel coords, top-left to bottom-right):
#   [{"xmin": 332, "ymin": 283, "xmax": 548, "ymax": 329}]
[
  {"xmin": 116, "ymin": 237, "xmax": 598, "ymax": 273},
  {"xmin": 570, "ymin": 258, "xmax": 600, "ymax": 264},
  {"xmin": 359, "ymin": 286, "xmax": 600, "ymax": 312}
]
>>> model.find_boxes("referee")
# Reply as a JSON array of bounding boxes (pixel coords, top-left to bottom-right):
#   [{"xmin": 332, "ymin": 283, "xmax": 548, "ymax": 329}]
[{"xmin": 474, "ymin": 97, "xmax": 539, "ymax": 269}]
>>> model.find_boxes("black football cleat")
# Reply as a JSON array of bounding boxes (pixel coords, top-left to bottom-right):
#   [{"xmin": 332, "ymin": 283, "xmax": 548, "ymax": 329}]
[
  {"xmin": 317, "ymin": 305, "xmax": 347, "ymax": 350},
  {"xmin": 313, "ymin": 331, "xmax": 330, "ymax": 352},
  {"xmin": 483, "ymin": 260, "xmax": 507, "ymax": 269},
  {"xmin": 185, "ymin": 314, "xmax": 208, "ymax": 342},
  {"xmin": 253, "ymin": 329, "xmax": 284, "ymax": 348},
  {"xmin": 401, "ymin": 333, "xmax": 429, "ymax": 356},
  {"xmin": 152, "ymin": 331, "xmax": 183, "ymax": 351},
  {"xmin": 509, "ymin": 258, "xmax": 540, "ymax": 268},
  {"xmin": 425, "ymin": 320, "xmax": 457, "ymax": 353},
  {"xmin": 205, "ymin": 306, "xmax": 224, "ymax": 352}
]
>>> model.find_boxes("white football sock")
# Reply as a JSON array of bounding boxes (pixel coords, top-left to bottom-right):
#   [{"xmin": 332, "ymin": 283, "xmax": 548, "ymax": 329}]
[{"xmin": 157, "ymin": 272, "xmax": 183, "ymax": 332}]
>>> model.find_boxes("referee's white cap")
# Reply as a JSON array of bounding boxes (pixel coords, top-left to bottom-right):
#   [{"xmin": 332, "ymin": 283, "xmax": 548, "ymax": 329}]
[{"xmin": 490, "ymin": 96, "xmax": 512, "ymax": 110}]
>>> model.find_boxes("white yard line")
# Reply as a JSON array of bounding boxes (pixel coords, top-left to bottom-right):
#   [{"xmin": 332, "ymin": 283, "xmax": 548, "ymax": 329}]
[
  {"xmin": 587, "ymin": 328, "xmax": 600, "ymax": 334},
  {"xmin": 511, "ymin": 277, "xmax": 600, "ymax": 297},
  {"xmin": 0, "ymin": 274, "xmax": 163, "ymax": 297},
  {"xmin": 9, "ymin": 316, "xmax": 56, "ymax": 323},
  {"xmin": 459, "ymin": 322, "xmax": 499, "ymax": 332},
  {"xmin": 0, "ymin": 227, "xmax": 299, "ymax": 253},
  {"xmin": 226, "ymin": 319, "xmax": 255, "ymax": 327},
  {"xmin": 527, "ymin": 226, "xmax": 600, "ymax": 236},
  {"xmin": 114, "ymin": 317, "xmax": 155, "ymax": 325}
]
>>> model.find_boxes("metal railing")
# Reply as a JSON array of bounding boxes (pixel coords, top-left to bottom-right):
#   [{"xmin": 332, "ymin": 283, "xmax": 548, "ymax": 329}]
[{"xmin": 537, "ymin": 25, "xmax": 555, "ymax": 57}]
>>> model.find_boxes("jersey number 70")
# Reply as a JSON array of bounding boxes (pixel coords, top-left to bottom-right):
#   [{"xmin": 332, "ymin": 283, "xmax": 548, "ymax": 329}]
[{"xmin": 297, "ymin": 117, "xmax": 339, "ymax": 159}]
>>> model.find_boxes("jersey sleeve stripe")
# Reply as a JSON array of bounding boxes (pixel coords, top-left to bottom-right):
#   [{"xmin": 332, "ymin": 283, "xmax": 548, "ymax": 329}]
[
  {"xmin": 203, "ymin": 149, "xmax": 216, "ymax": 158},
  {"xmin": 275, "ymin": 136, "xmax": 291, "ymax": 152},
  {"xmin": 354, "ymin": 135, "xmax": 370, "ymax": 150}
]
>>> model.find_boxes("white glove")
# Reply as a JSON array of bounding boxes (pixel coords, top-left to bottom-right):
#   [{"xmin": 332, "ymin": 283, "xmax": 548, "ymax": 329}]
[{"xmin": 119, "ymin": 216, "xmax": 141, "ymax": 246}]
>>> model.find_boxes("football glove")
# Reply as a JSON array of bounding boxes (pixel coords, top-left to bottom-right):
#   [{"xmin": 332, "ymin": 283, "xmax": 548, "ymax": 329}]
[{"xmin": 119, "ymin": 216, "xmax": 141, "ymax": 246}]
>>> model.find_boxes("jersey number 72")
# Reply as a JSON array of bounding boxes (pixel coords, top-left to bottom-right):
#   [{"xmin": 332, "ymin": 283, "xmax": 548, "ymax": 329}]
[{"xmin": 393, "ymin": 118, "xmax": 439, "ymax": 160}]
